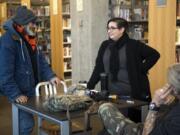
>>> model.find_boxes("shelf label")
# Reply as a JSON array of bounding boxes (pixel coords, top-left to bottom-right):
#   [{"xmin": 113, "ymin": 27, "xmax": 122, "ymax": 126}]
[
  {"xmin": 157, "ymin": 0, "xmax": 166, "ymax": 7},
  {"xmin": 76, "ymin": 0, "xmax": 83, "ymax": 12},
  {"xmin": 53, "ymin": 0, "xmax": 58, "ymax": 15}
]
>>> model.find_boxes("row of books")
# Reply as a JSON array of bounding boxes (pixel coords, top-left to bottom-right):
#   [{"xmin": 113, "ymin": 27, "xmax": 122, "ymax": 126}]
[
  {"xmin": 112, "ymin": 7, "xmax": 148, "ymax": 21},
  {"xmin": 176, "ymin": 27, "xmax": 180, "ymax": 44},
  {"xmin": 176, "ymin": 46, "xmax": 180, "ymax": 63},
  {"xmin": 113, "ymin": 0, "xmax": 148, "ymax": 7},
  {"xmin": 36, "ymin": 19, "xmax": 50, "ymax": 29},
  {"xmin": 32, "ymin": 6, "xmax": 49, "ymax": 16}
]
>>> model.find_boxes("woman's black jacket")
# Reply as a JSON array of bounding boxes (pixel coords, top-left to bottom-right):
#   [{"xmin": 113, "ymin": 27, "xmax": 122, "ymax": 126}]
[{"xmin": 87, "ymin": 38, "xmax": 160, "ymax": 101}]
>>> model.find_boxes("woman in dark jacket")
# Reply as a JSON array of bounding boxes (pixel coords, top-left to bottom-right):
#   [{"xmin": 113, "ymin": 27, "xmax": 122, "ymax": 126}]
[
  {"xmin": 87, "ymin": 18, "xmax": 160, "ymax": 124},
  {"xmin": 87, "ymin": 17, "xmax": 160, "ymax": 102}
]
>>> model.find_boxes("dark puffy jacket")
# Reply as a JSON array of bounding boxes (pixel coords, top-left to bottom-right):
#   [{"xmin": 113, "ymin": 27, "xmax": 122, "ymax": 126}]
[
  {"xmin": 150, "ymin": 103, "xmax": 180, "ymax": 135},
  {"xmin": 0, "ymin": 19, "xmax": 55, "ymax": 102}
]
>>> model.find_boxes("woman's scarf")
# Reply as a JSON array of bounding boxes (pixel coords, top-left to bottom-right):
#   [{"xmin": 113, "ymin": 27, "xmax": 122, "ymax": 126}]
[{"xmin": 109, "ymin": 33, "xmax": 129, "ymax": 81}]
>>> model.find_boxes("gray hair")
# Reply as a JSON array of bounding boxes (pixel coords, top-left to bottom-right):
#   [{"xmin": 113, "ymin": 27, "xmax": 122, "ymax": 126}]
[{"xmin": 167, "ymin": 63, "xmax": 180, "ymax": 93}]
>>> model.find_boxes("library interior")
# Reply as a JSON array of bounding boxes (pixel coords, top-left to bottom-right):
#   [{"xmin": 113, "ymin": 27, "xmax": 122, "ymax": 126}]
[{"xmin": 0, "ymin": 0, "xmax": 180, "ymax": 135}]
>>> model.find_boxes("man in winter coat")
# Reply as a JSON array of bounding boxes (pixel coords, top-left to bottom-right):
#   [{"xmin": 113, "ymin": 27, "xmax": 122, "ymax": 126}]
[{"xmin": 0, "ymin": 6, "xmax": 61, "ymax": 135}]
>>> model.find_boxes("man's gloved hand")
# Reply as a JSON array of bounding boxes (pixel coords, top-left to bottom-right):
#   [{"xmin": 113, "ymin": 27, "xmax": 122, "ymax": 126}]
[{"xmin": 15, "ymin": 95, "xmax": 28, "ymax": 104}]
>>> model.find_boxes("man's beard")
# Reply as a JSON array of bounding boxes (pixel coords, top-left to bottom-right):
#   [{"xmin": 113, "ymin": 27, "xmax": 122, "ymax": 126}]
[{"xmin": 25, "ymin": 25, "xmax": 36, "ymax": 36}]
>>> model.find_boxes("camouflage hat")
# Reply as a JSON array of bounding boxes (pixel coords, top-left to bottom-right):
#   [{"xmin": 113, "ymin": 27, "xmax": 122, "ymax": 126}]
[{"xmin": 43, "ymin": 94, "xmax": 92, "ymax": 112}]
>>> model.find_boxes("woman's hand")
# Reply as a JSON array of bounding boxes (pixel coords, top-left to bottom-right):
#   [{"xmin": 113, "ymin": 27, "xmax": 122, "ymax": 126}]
[{"xmin": 152, "ymin": 84, "xmax": 175, "ymax": 107}]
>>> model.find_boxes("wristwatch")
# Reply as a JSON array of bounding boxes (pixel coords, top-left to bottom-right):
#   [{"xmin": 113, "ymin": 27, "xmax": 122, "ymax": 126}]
[{"xmin": 149, "ymin": 102, "xmax": 160, "ymax": 111}]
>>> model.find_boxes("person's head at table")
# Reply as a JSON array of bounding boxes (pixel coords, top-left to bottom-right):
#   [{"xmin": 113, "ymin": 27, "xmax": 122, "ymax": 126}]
[
  {"xmin": 98, "ymin": 63, "xmax": 180, "ymax": 135},
  {"xmin": 106, "ymin": 17, "xmax": 128, "ymax": 41},
  {"xmin": 150, "ymin": 63, "xmax": 180, "ymax": 107},
  {"xmin": 167, "ymin": 63, "xmax": 180, "ymax": 96},
  {"xmin": 12, "ymin": 6, "xmax": 37, "ymax": 37}
]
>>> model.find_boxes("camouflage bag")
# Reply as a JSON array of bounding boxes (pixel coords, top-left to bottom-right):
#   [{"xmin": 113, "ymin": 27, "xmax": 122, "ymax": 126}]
[{"xmin": 43, "ymin": 94, "xmax": 92, "ymax": 112}]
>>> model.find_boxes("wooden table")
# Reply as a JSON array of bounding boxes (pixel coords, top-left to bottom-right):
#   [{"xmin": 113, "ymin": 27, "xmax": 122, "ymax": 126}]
[{"xmin": 12, "ymin": 97, "xmax": 148, "ymax": 135}]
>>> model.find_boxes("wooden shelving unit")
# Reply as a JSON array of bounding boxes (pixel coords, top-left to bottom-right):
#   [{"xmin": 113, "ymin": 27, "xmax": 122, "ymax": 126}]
[
  {"xmin": 0, "ymin": 1, "xmax": 21, "ymax": 36},
  {"xmin": 30, "ymin": 1, "xmax": 51, "ymax": 65},
  {"xmin": 148, "ymin": 0, "xmax": 176, "ymax": 94},
  {"xmin": 62, "ymin": 0, "xmax": 72, "ymax": 84}
]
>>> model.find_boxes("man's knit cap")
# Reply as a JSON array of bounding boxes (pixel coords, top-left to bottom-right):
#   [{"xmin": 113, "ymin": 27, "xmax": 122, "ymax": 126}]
[{"xmin": 12, "ymin": 6, "xmax": 37, "ymax": 25}]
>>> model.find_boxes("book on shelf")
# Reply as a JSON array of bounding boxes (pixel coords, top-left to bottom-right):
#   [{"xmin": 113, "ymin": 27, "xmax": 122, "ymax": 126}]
[
  {"xmin": 64, "ymin": 62, "xmax": 72, "ymax": 71},
  {"xmin": 67, "ymin": 61, "xmax": 72, "ymax": 70},
  {"xmin": 32, "ymin": 6, "xmax": 50, "ymax": 17},
  {"xmin": 63, "ymin": 47, "xmax": 71, "ymax": 57},
  {"xmin": 132, "ymin": 8, "xmax": 147, "ymax": 21},
  {"xmin": 62, "ymin": 3, "xmax": 70, "ymax": 13},
  {"xmin": 63, "ymin": 31, "xmax": 71, "ymax": 42},
  {"xmin": 64, "ymin": 62, "xmax": 67, "ymax": 71},
  {"xmin": 68, "ymin": 47, "xmax": 71, "ymax": 56},
  {"xmin": 63, "ymin": 18, "xmax": 71, "ymax": 28},
  {"xmin": 119, "ymin": 8, "xmax": 131, "ymax": 21},
  {"xmin": 64, "ymin": 47, "xmax": 68, "ymax": 57},
  {"xmin": 177, "ymin": 1, "xmax": 180, "ymax": 17},
  {"xmin": 176, "ymin": 27, "xmax": 180, "ymax": 43},
  {"xmin": 176, "ymin": 45, "xmax": 180, "ymax": 63},
  {"xmin": 110, "ymin": 0, "xmax": 148, "ymax": 21}
]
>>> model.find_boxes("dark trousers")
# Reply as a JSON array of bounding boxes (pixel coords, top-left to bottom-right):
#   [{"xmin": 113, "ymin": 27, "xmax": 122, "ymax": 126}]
[{"xmin": 128, "ymin": 108, "xmax": 141, "ymax": 123}]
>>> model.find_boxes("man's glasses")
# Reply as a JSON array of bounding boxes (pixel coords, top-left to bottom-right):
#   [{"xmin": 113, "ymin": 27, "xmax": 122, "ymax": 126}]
[{"xmin": 107, "ymin": 26, "xmax": 119, "ymax": 31}]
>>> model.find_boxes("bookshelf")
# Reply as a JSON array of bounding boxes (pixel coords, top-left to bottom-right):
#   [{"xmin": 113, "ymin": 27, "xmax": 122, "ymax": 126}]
[
  {"xmin": 62, "ymin": 0, "xmax": 72, "ymax": 84},
  {"xmin": 31, "ymin": 1, "xmax": 51, "ymax": 65},
  {"xmin": 109, "ymin": 0, "xmax": 148, "ymax": 44},
  {"xmin": 0, "ymin": 1, "xmax": 21, "ymax": 36}
]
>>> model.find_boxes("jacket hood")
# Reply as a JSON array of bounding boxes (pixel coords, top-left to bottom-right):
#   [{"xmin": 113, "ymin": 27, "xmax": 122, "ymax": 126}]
[
  {"xmin": 3, "ymin": 19, "xmax": 21, "ymax": 39},
  {"xmin": 3, "ymin": 19, "xmax": 26, "ymax": 61}
]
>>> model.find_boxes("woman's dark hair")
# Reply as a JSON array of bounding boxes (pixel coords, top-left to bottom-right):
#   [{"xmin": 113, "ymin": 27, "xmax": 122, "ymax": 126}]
[{"xmin": 107, "ymin": 17, "xmax": 129, "ymax": 32}]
